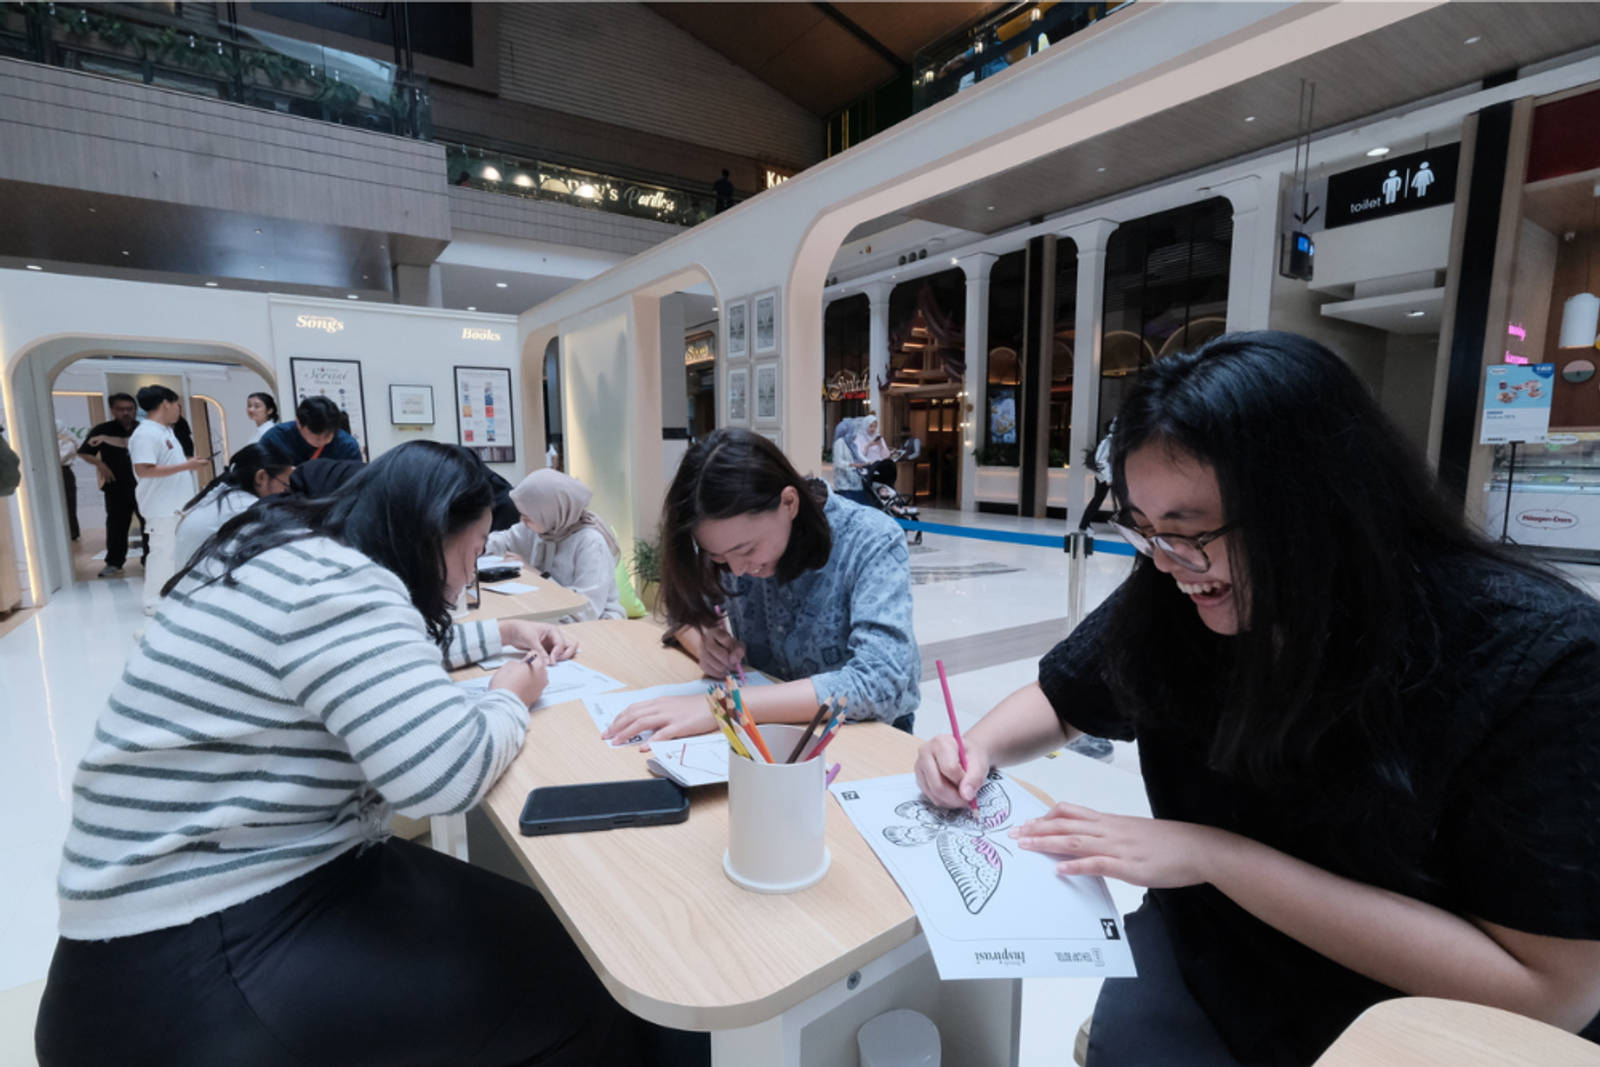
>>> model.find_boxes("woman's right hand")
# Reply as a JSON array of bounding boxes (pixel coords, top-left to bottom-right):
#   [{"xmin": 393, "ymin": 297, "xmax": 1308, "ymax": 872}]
[
  {"xmin": 698, "ymin": 626, "xmax": 747, "ymax": 681},
  {"xmin": 914, "ymin": 734, "xmax": 992, "ymax": 810},
  {"xmin": 488, "ymin": 650, "xmax": 549, "ymax": 707}
]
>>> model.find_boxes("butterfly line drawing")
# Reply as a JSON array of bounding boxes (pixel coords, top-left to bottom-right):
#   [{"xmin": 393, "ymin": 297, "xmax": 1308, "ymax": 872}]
[{"xmin": 882, "ymin": 772, "xmax": 1012, "ymax": 914}]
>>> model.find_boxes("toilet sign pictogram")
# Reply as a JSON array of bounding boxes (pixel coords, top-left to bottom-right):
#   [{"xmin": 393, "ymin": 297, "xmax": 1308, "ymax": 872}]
[{"xmin": 1325, "ymin": 144, "xmax": 1459, "ymax": 228}]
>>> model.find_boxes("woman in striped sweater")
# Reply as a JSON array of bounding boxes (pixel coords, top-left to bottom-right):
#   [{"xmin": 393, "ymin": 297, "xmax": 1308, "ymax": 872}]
[{"xmin": 36, "ymin": 441, "xmax": 647, "ymax": 1066}]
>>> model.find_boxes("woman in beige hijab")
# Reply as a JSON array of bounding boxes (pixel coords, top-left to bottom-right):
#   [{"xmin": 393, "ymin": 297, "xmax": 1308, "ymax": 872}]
[{"xmin": 485, "ymin": 469, "xmax": 624, "ymax": 620}]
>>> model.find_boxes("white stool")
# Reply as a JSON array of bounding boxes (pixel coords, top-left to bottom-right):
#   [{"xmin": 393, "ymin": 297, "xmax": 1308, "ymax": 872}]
[{"xmin": 857, "ymin": 1008, "xmax": 940, "ymax": 1067}]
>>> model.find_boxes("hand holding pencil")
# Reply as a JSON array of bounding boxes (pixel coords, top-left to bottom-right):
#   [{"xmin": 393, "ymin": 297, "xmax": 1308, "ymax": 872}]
[{"xmin": 911, "ymin": 660, "xmax": 988, "ymax": 810}]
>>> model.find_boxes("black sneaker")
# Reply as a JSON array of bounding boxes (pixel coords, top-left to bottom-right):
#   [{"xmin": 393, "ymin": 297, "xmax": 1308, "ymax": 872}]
[{"xmin": 97, "ymin": 564, "xmax": 124, "ymax": 578}]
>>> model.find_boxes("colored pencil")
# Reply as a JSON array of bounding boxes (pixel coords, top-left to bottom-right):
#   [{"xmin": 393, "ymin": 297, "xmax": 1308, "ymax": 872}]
[
  {"xmin": 704, "ymin": 692, "xmax": 752, "ymax": 759},
  {"xmin": 824, "ymin": 762, "xmax": 841, "ymax": 786},
  {"xmin": 716, "ymin": 604, "xmax": 748, "ymax": 685},
  {"xmin": 935, "ymin": 658, "xmax": 977, "ymax": 811},
  {"xmin": 730, "ymin": 686, "xmax": 775, "ymax": 763},
  {"xmin": 786, "ymin": 698, "xmax": 834, "ymax": 763}
]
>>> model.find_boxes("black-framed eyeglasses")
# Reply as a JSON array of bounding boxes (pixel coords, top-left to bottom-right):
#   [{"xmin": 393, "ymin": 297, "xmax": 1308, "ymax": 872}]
[{"xmin": 1109, "ymin": 513, "xmax": 1236, "ymax": 574}]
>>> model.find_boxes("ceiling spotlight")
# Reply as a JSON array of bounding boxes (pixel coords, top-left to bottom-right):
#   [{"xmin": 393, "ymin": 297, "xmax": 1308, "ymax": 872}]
[
  {"xmin": 254, "ymin": 228, "xmax": 263, "ymax": 234},
  {"xmin": 1405, "ymin": 309, "xmax": 1426, "ymax": 318},
  {"xmin": 1366, "ymin": 146, "xmax": 1391, "ymax": 157},
  {"xmin": 258, "ymin": 264, "xmax": 267, "ymax": 270},
  {"xmin": 467, "ymin": 305, "xmax": 477, "ymax": 311},
  {"xmin": 496, "ymin": 281, "xmax": 508, "ymax": 288},
  {"xmin": 204, "ymin": 281, "xmax": 218, "ymax": 287},
  {"xmin": 26, "ymin": 264, "xmax": 42, "ymax": 270},
  {"xmin": 1096, "ymin": 166, "xmax": 1107, "ymax": 173},
  {"xmin": 950, "ymin": 257, "xmax": 959, "ymax": 265},
  {"xmin": 1463, "ymin": 35, "xmax": 1481, "ymax": 45},
  {"xmin": 346, "ymin": 294, "xmax": 360, "ymax": 300},
  {"xmin": 712, "ymin": 306, "xmax": 719, "ymax": 312},
  {"xmin": 985, "ymin": 205, "xmax": 995, "ymax": 211},
  {"xmin": 88, "ymin": 207, "xmax": 96, "ymax": 213},
  {"xmin": 120, "ymin": 250, "xmax": 130, "ymax": 256},
  {"xmin": 1244, "ymin": 115, "xmax": 1256, "ymax": 123},
  {"xmin": 480, "ymin": 166, "xmax": 502, "ymax": 182}
]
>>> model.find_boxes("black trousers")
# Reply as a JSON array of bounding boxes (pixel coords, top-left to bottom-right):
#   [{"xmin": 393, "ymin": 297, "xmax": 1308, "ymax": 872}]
[
  {"xmin": 36, "ymin": 838, "xmax": 674, "ymax": 1067},
  {"xmin": 61, "ymin": 463, "xmax": 79, "ymax": 540},
  {"xmin": 102, "ymin": 482, "xmax": 145, "ymax": 567},
  {"xmin": 1086, "ymin": 898, "xmax": 1241, "ymax": 1067},
  {"xmin": 1078, "ymin": 479, "xmax": 1113, "ymax": 530}
]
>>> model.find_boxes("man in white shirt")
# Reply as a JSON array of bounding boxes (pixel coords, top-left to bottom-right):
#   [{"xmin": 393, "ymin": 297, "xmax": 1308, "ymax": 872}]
[{"xmin": 129, "ymin": 386, "xmax": 208, "ymax": 614}]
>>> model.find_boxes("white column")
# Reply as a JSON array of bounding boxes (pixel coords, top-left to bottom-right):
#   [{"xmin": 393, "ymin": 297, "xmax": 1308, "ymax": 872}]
[
  {"xmin": 1059, "ymin": 219, "xmax": 1118, "ymax": 527},
  {"xmin": 958, "ymin": 253, "xmax": 997, "ymax": 514},
  {"xmin": 862, "ymin": 281, "xmax": 895, "ymax": 420},
  {"xmin": 1219, "ymin": 175, "xmax": 1275, "ymax": 332}
]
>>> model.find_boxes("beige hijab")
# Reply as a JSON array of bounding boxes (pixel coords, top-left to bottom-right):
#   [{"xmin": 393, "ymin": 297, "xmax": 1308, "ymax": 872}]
[{"xmin": 508, "ymin": 469, "xmax": 620, "ymax": 560}]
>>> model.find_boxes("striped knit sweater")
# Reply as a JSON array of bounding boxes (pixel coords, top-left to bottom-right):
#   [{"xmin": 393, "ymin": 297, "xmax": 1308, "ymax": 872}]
[{"xmin": 58, "ymin": 536, "xmax": 526, "ymax": 940}]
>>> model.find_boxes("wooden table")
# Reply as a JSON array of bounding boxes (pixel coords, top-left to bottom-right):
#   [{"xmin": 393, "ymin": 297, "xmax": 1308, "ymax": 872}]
[
  {"xmin": 1314, "ymin": 997, "xmax": 1600, "ymax": 1066},
  {"xmin": 458, "ymin": 567, "xmax": 589, "ymax": 624},
  {"xmin": 465, "ymin": 618, "xmax": 1024, "ymax": 1066}
]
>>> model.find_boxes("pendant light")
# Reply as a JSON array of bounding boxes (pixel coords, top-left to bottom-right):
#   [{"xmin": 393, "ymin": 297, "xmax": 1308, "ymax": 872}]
[{"xmin": 1558, "ymin": 186, "xmax": 1600, "ymax": 349}]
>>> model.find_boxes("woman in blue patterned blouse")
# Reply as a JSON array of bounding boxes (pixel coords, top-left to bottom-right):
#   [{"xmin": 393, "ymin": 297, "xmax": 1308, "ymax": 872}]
[{"xmin": 603, "ymin": 428, "xmax": 921, "ymax": 743}]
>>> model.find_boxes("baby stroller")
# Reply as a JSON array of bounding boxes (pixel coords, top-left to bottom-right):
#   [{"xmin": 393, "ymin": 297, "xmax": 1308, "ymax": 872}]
[{"xmin": 864, "ymin": 437, "xmax": 923, "ymax": 545}]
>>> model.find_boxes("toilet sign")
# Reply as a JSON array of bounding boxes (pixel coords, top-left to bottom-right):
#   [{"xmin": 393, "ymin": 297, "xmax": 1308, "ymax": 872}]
[{"xmin": 1325, "ymin": 144, "xmax": 1459, "ymax": 228}]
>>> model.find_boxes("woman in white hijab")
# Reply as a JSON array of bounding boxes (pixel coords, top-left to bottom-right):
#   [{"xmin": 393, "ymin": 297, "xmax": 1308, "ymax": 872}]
[{"xmin": 485, "ymin": 469, "xmax": 624, "ymax": 620}]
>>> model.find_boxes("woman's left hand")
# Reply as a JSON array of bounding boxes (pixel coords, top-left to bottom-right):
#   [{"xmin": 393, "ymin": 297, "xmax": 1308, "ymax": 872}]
[
  {"xmin": 602, "ymin": 693, "xmax": 715, "ymax": 746},
  {"xmin": 498, "ymin": 620, "xmax": 578, "ymax": 661},
  {"xmin": 1009, "ymin": 802, "xmax": 1238, "ymax": 888}
]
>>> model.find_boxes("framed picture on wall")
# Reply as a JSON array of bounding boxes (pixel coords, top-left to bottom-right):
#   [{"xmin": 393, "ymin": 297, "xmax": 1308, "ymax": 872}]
[
  {"xmin": 453, "ymin": 365, "xmax": 516, "ymax": 463},
  {"xmin": 726, "ymin": 300, "xmax": 748, "ymax": 360},
  {"xmin": 754, "ymin": 362, "xmax": 779, "ymax": 423},
  {"xmin": 753, "ymin": 290, "xmax": 779, "ymax": 355},
  {"xmin": 291, "ymin": 357, "xmax": 368, "ymax": 455},
  {"xmin": 726, "ymin": 366, "xmax": 749, "ymax": 424},
  {"xmin": 389, "ymin": 384, "xmax": 434, "ymax": 426}
]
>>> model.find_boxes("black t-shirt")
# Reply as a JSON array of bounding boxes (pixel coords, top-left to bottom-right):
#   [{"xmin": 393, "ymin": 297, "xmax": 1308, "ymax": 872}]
[
  {"xmin": 1039, "ymin": 556, "xmax": 1600, "ymax": 1065},
  {"xmin": 78, "ymin": 420, "xmax": 136, "ymax": 486}
]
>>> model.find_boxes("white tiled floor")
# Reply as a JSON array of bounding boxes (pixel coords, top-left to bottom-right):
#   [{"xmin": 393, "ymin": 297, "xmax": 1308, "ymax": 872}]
[{"xmin": 27, "ymin": 511, "xmax": 1594, "ymax": 1064}]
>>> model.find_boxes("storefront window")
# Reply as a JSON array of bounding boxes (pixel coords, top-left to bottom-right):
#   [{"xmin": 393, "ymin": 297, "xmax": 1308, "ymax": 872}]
[
  {"xmin": 888, "ymin": 269, "xmax": 965, "ymax": 506},
  {"xmin": 1100, "ymin": 197, "xmax": 1233, "ymax": 428},
  {"xmin": 1051, "ymin": 240, "xmax": 1079, "ymax": 467},
  {"xmin": 823, "ymin": 295, "xmax": 870, "ymax": 460}
]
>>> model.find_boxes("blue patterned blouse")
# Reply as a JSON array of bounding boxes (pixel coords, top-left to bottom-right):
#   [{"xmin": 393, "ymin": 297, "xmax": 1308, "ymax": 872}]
[{"xmin": 722, "ymin": 492, "xmax": 921, "ymax": 724}]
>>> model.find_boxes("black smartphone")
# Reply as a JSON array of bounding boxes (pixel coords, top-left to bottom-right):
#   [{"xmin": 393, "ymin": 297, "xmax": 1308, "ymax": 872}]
[{"xmin": 519, "ymin": 778, "xmax": 689, "ymax": 836}]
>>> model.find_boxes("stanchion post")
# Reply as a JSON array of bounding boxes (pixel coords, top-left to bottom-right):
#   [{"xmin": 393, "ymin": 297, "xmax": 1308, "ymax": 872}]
[{"xmin": 1063, "ymin": 530, "xmax": 1094, "ymax": 629}]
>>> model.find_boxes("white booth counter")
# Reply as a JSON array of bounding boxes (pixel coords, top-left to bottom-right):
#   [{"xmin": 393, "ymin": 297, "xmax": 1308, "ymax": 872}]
[{"xmin": 1482, "ymin": 434, "xmax": 1600, "ymax": 551}]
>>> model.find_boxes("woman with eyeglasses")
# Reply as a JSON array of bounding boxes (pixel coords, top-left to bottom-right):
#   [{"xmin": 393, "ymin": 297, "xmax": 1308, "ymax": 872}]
[{"xmin": 915, "ymin": 331, "xmax": 1600, "ymax": 1065}]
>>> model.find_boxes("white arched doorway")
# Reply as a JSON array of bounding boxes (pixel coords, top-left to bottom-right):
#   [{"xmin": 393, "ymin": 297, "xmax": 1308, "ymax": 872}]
[{"xmin": 6, "ymin": 335, "xmax": 278, "ymax": 603}]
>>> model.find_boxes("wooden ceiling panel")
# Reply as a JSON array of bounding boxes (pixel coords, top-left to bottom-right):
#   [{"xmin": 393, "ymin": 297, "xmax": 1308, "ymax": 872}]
[
  {"xmin": 758, "ymin": 20, "xmax": 893, "ymax": 114},
  {"xmin": 833, "ymin": 2, "xmax": 1002, "ymax": 61},
  {"xmin": 646, "ymin": 3, "xmax": 830, "ymax": 75},
  {"xmin": 901, "ymin": 3, "xmax": 1600, "ymax": 234}
]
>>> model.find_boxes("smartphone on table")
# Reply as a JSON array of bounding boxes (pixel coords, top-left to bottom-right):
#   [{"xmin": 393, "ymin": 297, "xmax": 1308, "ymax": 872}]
[{"xmin": 519, "ymin": 778, "xmax": 690, "ymax": 836}]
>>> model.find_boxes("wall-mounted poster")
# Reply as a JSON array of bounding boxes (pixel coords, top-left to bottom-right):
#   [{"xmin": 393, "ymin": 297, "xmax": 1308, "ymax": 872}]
[
  {"xmin": 987, "ymin": 388, "xmax": 1018, "ymax": 445},
  {"xmin": 726, "ymin": 366, "xmax": 749, "ymax": 424},
  {"xmin": 454, "ymin": 365, "xmax": 516, "ymax": 463},
  {"xmin": 753, "ymin": 291, "xmax": 778, "ymax": 355},
  {"xmin": 754, "ymin": 362, "xmax": 779, "ymax": 423},
  {"xmin": 389, "ymin": 384, "xmax": 434, "ymax": 425},
  {"xmin": 726, "ymin": 301, "xmax": 748, "ymax": 360},
  {"xmin": 291, "ymin": 357, "xmax": 367, "ymax": 454}
]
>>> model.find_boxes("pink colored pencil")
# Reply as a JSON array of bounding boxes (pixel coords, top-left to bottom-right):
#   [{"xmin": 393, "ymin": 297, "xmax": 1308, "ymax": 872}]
[{"xmin": 935, "ymin": 658, "xmax": 977, "ymax": 811}]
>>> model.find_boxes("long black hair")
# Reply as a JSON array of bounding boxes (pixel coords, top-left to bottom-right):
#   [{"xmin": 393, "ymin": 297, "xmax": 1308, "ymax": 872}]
[
  {"xmin": 659, "ymin": 427, "xmax": 830, "ymax": 629},
  {"xmin": 249, "ymin": 392, "xmax": 279, "ymax": 423},
  {"xmin": 1101, "ymin": 330, "xmax": 1553, "ymax": 788},
  {"xmin": 181, "ymin": 444, "xmax": 291, "ymax": 511},
  {"xmin": 165, "ymin": 441, "xmax": 495, "ymax": 645}
]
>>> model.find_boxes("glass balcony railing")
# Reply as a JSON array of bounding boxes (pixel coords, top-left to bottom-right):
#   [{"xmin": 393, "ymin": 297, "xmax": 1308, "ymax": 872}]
[
  {"xmin": 911, "ymin": 1, "xmax": 1131, "ymax": 114},
  {"xmin": 445, "ymin": 142, "xmax": 725, "ymax": 230},
  {"xmin": 0, "ymin": 1, "xmax": 429, "ymax": 138}
]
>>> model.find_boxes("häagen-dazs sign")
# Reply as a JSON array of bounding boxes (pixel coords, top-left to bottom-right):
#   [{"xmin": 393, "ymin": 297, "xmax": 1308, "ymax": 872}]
[{"xmin": 1324, "ymin": 144, "xmax": 1459, "ymax": 229}]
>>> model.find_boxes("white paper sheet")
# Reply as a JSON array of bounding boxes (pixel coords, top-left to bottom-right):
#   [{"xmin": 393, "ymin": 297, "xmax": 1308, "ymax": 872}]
[
  {"xmin": 645, "ymin": 733, "xmax": 732, "ymax": 787},
  {"xmin": 455, "ymin": 659, "xmax": 624, "ymax": 712},
  {"xmin": 476, "ymin": 554, "xmax": 511, "ymax": 568},
  {"xmin": 484, "ymin": 581, "xmax": 537, "ymax": 595},
  {"xmin": 832, "ymin": 771, "xmax": 1137, "ymax": 981},
  {"xmin": 582, "ymin": 676, "xmax": 773, "ymax": 747}
]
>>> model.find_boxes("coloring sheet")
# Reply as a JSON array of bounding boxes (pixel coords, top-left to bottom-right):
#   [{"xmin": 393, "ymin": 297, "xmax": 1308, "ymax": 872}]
[
  {"xmin": 645, "ymin": 732, "xmax": 733, "ymax": 787},
  {"xmin": 456, "ymin": 659, "xmax": 624, "ymax": 712},
  {"xmin": 832, "ymin": 770, "xmax": 1137, "ymax": 981},
  {"xmin": 583, "ymin": 676, "xmax": 772, "ymax": 747}
]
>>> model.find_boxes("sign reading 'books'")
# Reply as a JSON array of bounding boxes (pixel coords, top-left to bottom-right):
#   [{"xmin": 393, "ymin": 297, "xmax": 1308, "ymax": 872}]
[{"xmin": 1324, "ymin": 143, "xmax": 1459, "ymax": 229}]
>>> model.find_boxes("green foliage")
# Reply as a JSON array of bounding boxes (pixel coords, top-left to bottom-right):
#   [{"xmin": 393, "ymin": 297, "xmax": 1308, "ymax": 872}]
[{"xmin": 632, "ymin": 536, "xmax": 663, "ymax": 586}]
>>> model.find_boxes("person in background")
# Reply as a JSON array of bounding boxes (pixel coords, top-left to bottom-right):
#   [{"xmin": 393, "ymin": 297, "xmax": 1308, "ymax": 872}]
[
  {"xmin": 172, "ymin": 414, "xmax": 196, "ymax": 459},
  {"xmin": 853, "ymin": 415, "xmax": 896, "ymax": 488},
  {"xmin": 78, "ymin": 393, "xmax": 146, "ymax": 578},
  {"xmin": 258, "ymin": 396, "xmax": 363, "ymax": 466},
  {"xmin": 1078, "ymin": 417, "xmax": 1117, "ymax": 532},
  {"xmin": 173, "ymin": 444, "xmax": 293, "ymax": 567},
  {"xmin": 604, "ymin": 427, "xmax": 919, "ymax": 743},
  {"xmin": 35, "ymin": 441, "xmax": 650, "ymax": 1066},
  {"xmin": 245, "ymin": 392, "xmax": 279, "ymax": 444},
  {"xmin": 56, "ymin": 419, "xmax": 81, "ymax": 541},
  {"xmin": 713, "ymin": 168, "xmax": 735, "ymax": 213},
  {"xmin": 830, "ymin": 416, "xmax": 873, "ymax": 508},
  {"xmin": 485, "ymin": 469, "xmax": 624, "ymax": 621},
  {"xmin": 915, "ymin": 332, "xmax": 1600, "ymax": 1065},
  {"xmin": 129, "ymin": 385, "xmax": 208, "ymax": 615}
]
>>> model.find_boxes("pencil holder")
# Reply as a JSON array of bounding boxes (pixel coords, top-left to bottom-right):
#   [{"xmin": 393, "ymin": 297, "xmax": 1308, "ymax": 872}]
[{"xmin": 723, "ymin": 724, "xmax": 831, "ymax": 893}]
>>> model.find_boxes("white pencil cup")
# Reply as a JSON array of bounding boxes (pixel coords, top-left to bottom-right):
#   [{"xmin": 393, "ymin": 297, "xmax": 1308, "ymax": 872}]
[{"xmin": 723, "ymin": 724, "xmax": 831, "ymax": 893}]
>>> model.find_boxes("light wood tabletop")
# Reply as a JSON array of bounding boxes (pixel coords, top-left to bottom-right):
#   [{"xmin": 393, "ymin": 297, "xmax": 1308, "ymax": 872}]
[
  {"xmin": 458, "ymin": 566, "xmax": 589, "ymax": 624},
  {"xmin": 471, "ymin": 618, "xmax": 943, "ymax": 1032},
  {"xmin": 1313, "ymin": 997, "xmax": 1600, "ymax": 1066}
]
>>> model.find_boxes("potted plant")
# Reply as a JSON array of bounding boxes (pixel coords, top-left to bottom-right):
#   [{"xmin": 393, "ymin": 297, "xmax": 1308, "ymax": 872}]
[{"xmin": 632, "ymin": 536, "xmax": 663, "ymax": 613}]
